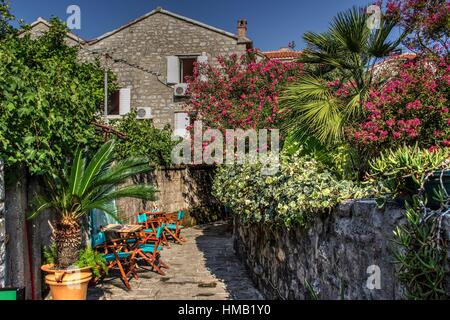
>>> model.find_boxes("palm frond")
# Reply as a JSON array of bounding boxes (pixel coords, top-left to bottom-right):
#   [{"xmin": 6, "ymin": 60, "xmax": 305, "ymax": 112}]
[
  {"xmin": 29, "ymin": 140, "xmax": 156, "ymax": 221},
  {"xmin": 95, "ymin": 185, "xmax": 157, "ymax": 204},
  {"xmin": 281, "ymin": 75, "xmax": 343, "ymax": 143},
  {"xmin": 368, "ymin": 17, "xmax": 406, "ymax": 58},
  {"xmin": 82, "ymin": 200, "xmax": 120, "ymax": 222},
  {"xmin": 90, "ymin": 157, "xmax": 151, "ymax": 191},
  {"xmin": 330, "ymin": 6, "xmax": 370, "ymax": 54},
  {"xmin": 28, "ymin": 195, "xmax": 56, "ymax": 219},
  {"xmin": 68, "ymin": 148, "xmax": 85, "ymax": 196},
  {"xmin": 78, "ymin": 140, "xmax": 115, "ymax": 197},
  {"xmin": 281, "ymin": 6, "xmax": 402, "ymax": 147}
]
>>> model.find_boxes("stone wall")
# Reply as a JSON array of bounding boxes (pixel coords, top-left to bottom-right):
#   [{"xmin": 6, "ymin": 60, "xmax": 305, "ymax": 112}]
[
  {"xmin": 116, "ymin": 166, "xmax": 221, "ymax": 225},
  {"xmin": 0, "ymin": 159, "xmax": 5, "ymax": 287},
  {"xmin": 234, "ymin": 200, "xmax": 450, "ymax": 300}
]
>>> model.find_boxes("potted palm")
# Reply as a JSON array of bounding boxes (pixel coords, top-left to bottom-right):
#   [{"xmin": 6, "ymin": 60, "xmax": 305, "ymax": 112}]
[{"xmin": 30, "ymin": 140, "xmax": 156, "ymax": 300}]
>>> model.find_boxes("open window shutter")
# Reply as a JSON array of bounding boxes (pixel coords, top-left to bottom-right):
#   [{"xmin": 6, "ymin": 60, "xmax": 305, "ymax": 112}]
[
  {"xmin": 167, "ymin": 56, "xmax": 180, "ymax": 84},
  {"xmin": 197, "ymin": 55, "xmax": 209, "ymax": 82},
  {"xmin": 119, "ymin": 88, "xmax": 131, "ymax": 115}
]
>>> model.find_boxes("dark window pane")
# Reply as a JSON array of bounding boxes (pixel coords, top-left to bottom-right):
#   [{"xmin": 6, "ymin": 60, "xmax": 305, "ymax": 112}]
[
  {"xmin": 181, "ymin": 57, "xmax": 197, "ymax": 82},
  {"xmin": 108, "ymin": 90, "xmax": 120, "ymax": 115}
]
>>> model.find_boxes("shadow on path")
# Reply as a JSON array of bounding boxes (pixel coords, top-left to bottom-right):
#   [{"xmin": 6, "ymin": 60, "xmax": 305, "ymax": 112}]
[{"xmin": 195, "ymin": 221, "xmax": 264, "ymax": 300}]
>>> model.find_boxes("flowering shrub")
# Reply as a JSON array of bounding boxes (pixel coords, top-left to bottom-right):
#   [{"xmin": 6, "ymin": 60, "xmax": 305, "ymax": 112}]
[
  {"xmin": 351, "ymin": 56, "xmax": 450, "ymax": 150},
  {"xmin": 383, "ymin": 0, "xmax": 450, "ymax": 56},
  {"xmin": 212, "ymin": 152, "xmax": 368, "ymax": 227},
  {"xmin": 187, "ymin": 50, "xmax": 302, "ymax": 131}
]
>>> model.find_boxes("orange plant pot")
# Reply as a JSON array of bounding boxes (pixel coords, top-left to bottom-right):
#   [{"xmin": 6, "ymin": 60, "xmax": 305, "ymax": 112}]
[{"xmin": 41, "ymin": 264, "xmax": 93, "ymax": 300}]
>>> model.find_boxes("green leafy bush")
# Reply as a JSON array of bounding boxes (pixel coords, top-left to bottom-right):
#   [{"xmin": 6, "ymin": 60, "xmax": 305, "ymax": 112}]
[
  {"xmin": 213, "ymin": 152, "xmax": 369, "ymax": 227},
  {"xmin": 76, "ymin": 248, "xmax": 108, "ymax": 279},
  {"xmin": 393, "ymin": 196, "xmax": 449, "ymax": 300},
  {"xmin": 111, "ymin": 110, "xmax": 179, "ymax": 167},
  {"xmin": 0, "ymin": 18, "xmax": 115, "ymax": 175},
  {"xmin": 44, "ymin": 245, "xmax": 108, "ymax": 279},
  {"xmin": 369, "ymin": 145, "xmax": 449, "ymax": 200}
]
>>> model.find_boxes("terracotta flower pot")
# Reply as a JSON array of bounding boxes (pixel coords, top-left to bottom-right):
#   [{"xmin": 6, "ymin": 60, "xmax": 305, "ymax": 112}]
[{"xmin": 41, "ymin": 264, "xmax": 92, "ymax": 300}]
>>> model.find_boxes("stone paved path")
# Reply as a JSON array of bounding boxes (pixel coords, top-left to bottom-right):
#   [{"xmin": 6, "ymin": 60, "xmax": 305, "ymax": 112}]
[{"xmin": 88, "ymin": 221, "xmax": 264, "ymax": 300}]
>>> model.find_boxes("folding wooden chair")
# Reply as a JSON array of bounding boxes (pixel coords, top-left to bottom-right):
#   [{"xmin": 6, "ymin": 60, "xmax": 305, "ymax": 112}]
[
  {"xmin": 134, "ymin": 224, "xmax": 170, "ymax": 275},
  {"xmin": 93, "ymin": 232, "xmax": 138, "ymax": 290},
  {"xmin": 163, "ymin": 210, "xmax": 186, "ymax": 244},
  {"xmin": 136, "ymin": 211, "xmax": 171, "ymax": 248}
]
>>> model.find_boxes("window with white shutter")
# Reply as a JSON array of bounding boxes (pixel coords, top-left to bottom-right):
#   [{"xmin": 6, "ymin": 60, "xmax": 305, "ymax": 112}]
[
  {"xmin": 167, "ymin": 56, "xmax": 180, "ymax": 84},
  {"xmin": 107, "ymin": 87, "xmax": 131, "ymax": 116},
  {"xmin": 119, "ymin": 88, "xmax": 131, "ymax": 115}
]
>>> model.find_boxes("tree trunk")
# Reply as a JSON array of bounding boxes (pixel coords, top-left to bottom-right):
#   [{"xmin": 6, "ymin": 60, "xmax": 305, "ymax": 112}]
[
  {"xmin": 4, "ymin": 165, "xmax": 32, "ymax": 299},
  {"xmin": 54, "ymin": 217, "xmax": 81, "ymax": 269}
]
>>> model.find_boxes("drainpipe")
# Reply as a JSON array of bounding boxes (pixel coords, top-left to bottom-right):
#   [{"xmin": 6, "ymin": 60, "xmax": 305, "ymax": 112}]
[{"xmin": 104, "ymin": 69, "xmax": 108, "ymax": 123}]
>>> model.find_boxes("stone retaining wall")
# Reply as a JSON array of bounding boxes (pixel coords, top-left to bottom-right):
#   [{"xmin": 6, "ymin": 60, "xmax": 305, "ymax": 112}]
[
  {"xmin": 116, "ymin": 166, "xmax": 221, "ymax": 225},
  {"xmin": 234, "ymin": 200, "xmax": 450, "ymax": 300}
]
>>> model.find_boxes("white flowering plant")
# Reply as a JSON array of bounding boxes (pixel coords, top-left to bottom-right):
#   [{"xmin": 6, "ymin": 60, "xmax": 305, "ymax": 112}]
[{"xmin": 213, "ymin": 152, "xmax": 370, "ymax": 228}]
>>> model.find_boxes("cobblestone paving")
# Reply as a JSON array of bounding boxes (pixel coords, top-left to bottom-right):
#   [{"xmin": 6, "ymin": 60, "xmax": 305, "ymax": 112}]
[{"xmin": 88, "ymin": 221, "xmax": 264, "ymax": 300}]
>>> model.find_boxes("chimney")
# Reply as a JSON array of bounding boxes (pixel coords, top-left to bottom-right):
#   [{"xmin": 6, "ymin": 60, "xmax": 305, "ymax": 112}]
[{"xmin": 237, "ymin": 19, "xmax": 248, "ymax": 39}]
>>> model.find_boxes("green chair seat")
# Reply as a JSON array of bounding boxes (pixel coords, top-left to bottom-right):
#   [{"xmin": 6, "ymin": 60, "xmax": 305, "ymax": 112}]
[
  {"xmin": 167, "ymin": 224, "xmax": 183, "ymax": 230},
  {"xmin": 140, "ymin": 244, "xmax": 162, "ymax": 253},
  {"xmin": 103, "ymin": 252, "xmax": 131, "ymax": 262}
]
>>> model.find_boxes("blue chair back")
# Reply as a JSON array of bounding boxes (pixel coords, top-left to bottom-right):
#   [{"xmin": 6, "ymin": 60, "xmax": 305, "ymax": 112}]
[
  {"xmin": 156, "ymin": 224, "xmax": 165, "ymax": 239},
  {"xmin": 137, "ymin": 213, "xmax": 147, "ymax": 224},
  {"xmin": 178, "ymin": 210, "xmax": 185, "ymax": 221},
  {"xmin": 92, "ymin": 231, "xmax": 106, "ymax": 247}
]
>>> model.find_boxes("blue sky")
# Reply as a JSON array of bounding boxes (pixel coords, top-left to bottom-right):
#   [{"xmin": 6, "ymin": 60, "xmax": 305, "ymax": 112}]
[{"xmin": 11, "ymin": 0, "xmax": 380, "ymax": 51}]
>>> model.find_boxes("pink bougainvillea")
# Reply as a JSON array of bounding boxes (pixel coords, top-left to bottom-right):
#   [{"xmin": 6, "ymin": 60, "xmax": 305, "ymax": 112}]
[
  {"xmin": 351, "ymin": 56, "xmax": 450, "ymax": 150},
  {"xmin": 186, "ymin": 49, "xmax": 303, "ymax": 132}
]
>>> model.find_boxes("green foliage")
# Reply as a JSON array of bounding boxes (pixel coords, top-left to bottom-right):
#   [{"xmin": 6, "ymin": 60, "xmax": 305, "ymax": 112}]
[
  {"xmin": 280, "ymin": 6, "xmax": 405, "ymax": 145},
  {"xmin": 369, "ymin": 145, "xmax": 449, "ymax": 199},
  {"xmin": 76, "ymin": 248, "xmax": 108, "ymax": 279},
  {"xmin": 43, "ymin": 243, "xmax": 57, "ymax": 265},
  {"xmin": 393, "ymin": 196, "xmax": 449, "ymax": 300},
  {"xmin": 0, "ymin": 0, "xmax": 15, "ymax": 39},
  {"xmin": 213, "ymin": 151, "xmax": 369, "ymax": 228},
  {"xmin": 111, "ymin": 110, "xmax": 178, "ymax": 167},
  {"xmin": 44, "ymin": 245, "xmax": 108, "ymax": 279},
  {"xmin": 29, "ymin": 140, "xmax": 157, "ymax": 221},
  {"xmin": 0, "ymin": 17, "xmax": 116, "ymax": 176},
  {"xmin": 282, "ymin": 134, "xmax": 361, "ymax": 181}
]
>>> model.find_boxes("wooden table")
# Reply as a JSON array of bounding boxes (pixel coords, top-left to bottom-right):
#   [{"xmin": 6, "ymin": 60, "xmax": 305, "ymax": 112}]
[
  {"xmin": 102, "ymin": 224, "xmax": 143, "ymax": 234},
  {"xmin": 100, "ymin": 224, "xmax": 146, "ymax": 287}
]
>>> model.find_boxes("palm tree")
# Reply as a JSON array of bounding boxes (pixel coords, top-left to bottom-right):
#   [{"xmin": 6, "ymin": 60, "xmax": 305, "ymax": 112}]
[
  {"xmin": 281, "ymin": 6, "xmax": 405, "ymax": 145},
  {"xmin": 30, "ymin": 140, "xmax": 157, "ymax": 268}
]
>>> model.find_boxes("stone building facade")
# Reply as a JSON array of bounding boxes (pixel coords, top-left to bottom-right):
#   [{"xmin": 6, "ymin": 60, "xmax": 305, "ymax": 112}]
[{"xmin": 28, "ymin": 7, "xmax": 252, "ymax": 131}]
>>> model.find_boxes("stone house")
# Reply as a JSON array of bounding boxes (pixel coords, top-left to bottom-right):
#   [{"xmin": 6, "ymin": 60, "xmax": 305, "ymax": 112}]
[{"xmin": 28, "ymin": 7, "xmax": 253, "ymax": 135}]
